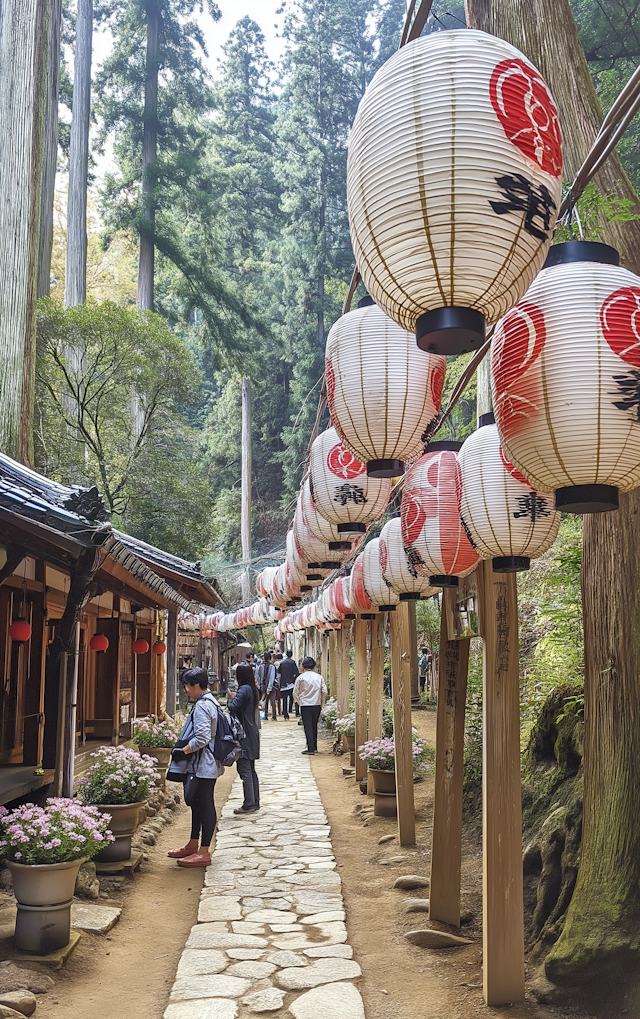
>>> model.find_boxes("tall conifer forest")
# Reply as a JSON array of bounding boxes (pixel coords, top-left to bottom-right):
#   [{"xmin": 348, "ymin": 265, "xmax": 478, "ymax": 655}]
[{"xmin": 36, "ymin": 0, "xmax": 639, "ymax": 593}]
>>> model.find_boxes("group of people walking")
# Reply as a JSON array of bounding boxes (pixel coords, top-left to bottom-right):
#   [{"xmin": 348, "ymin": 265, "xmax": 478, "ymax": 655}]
[{"xmin": 168, "ymin": 648, "xmax": 327, "ymax": 867}]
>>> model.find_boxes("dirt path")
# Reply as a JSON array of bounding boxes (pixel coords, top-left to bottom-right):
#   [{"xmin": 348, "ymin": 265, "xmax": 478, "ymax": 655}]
[
  {"xmin": 310, "ymin": 709, "xmax": 595, "ymax": 1019},
  {"xmin": 35, "ymin": 766, "xmax": 236, "ymax": 1019}
]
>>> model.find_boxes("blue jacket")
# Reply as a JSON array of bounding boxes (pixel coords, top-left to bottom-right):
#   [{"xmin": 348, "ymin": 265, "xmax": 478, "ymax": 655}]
[
  {"xmin": 182, "ymin": 691, "xmax": 225, "ymax": 779},
  {"xmin": 228, "ymin": 685, "xmax": 260, "ymax": 761}
]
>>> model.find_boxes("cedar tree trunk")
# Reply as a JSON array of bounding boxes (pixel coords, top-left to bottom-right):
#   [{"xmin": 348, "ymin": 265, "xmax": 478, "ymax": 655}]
[
  {"xmin": 37, "ymin": 0, "xmax": 61, "ymax": 299},
  {"xmin": 0, "ymin": 0, "xmax": 50, "ymax": 462},
  {"xmin": 465, "ymin": 0, "xmax": 640, "ymax": 989},
  {"xmin": 137, "ymin": 0, "xmax": 160, "ymax": 311},
  {"xmin": 64, "ymin": 0, "xmax": 92, "ymax": 308}
]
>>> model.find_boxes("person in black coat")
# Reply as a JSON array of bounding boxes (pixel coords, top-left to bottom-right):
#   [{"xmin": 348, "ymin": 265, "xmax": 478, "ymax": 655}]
[{"xmin": 228, "ymin": 664, "xmax": 261, "ymax": 814}]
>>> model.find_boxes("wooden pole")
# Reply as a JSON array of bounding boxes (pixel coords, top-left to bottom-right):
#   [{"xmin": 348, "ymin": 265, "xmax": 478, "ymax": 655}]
[
  {"xmin": 368, "ymin": 614, "xmax": 385, "ymax": 796},
  {"xmin": 407, "ymin": 599, "xmax": 420, "ymax": 703},
  {"xmin": 320, "ymin": 632, "xmax": 329, "ymax": 689},
  {"xmin": 391, "ymin": 601, "xmax": 415, "ymax": 846},
  {"xmin": 328, "ymin": 629, "xmax": 338, "ymax": 700},
  {"xmin": 165, "ymin": 609, "xmax": 177, "ymax": 717},
  {"xmin": 429, "ymin": 588, "xmax": 470, "ymax": 926},
  {"xmin": 241, "ymin": 377, "xmax": 252, "ymax": 606},
  {"xmin": 354, "ymin": 618, "xmax": 368, "ymax": 781},
  {"xmin": 481, "ymin": 562, "xmax": 525, "ymax": 1005}
]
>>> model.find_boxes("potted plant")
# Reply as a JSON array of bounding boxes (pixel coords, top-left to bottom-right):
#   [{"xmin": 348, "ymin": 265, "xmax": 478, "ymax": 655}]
[
  {"xmin": 320, "ymin": 698, "xmax": 338, "ymax": 732},
  {"xmin": 358, "ymin": 736, "xmax": 428, "ymax": 815},
  {"xmin": 334, "ymin": 713, "xmax": 357, "ymax": 764},
  {"xmin": 0, "ymin": 798, "xmax": 113, "ymax": 953},
  {"xmin": 78, "ymin": 746, "xmax": 156, "ymax": 863},
  {"xmin": 132, "ymin": 715, "xmax": 181, "ymax": 775}
]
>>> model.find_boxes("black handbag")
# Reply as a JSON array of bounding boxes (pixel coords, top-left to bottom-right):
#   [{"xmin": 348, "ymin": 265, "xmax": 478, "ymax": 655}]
[
  {"xmin": 183, "ymin": 771, "xmax": 200, "ymax": 806},
  {"xmin": 166, "ymin": 715, "xmax": 195, "ymax": 783}
]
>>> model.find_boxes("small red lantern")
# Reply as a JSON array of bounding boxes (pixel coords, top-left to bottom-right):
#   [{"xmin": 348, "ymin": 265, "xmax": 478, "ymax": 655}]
[
  {"xmin": 9, "ymin": 620, "xmax": 31, "ymax": 642},
  {"xmin": 152, "ymin": 641, "xmax": 166, "ymax": 656},
  {"xmin": 132, "ymin": 638, "xmax": 149, "ymax": 654},
  {"xmin": 90, "ymin": 633, "xmax": 109, "ymax": 652}
]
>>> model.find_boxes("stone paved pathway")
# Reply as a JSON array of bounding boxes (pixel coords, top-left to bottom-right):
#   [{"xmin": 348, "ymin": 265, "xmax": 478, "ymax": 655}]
[{"xmin": 164, "ymin": 721, "xmax": 365, "ymax": 1019}]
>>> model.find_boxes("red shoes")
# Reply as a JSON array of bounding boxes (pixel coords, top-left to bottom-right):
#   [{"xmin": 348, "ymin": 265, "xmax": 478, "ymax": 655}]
[
  {"xmin": 177, "ymin": 851, "xmax": 211, "ymax": 868},
  {"xmin": 167, "ymin": 843, "xmax": 198, "ymax": 859}
]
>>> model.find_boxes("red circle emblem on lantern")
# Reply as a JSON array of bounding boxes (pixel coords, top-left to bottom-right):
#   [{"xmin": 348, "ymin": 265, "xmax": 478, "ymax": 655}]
[
  {"xmin": 500, "ymin": 446, "xmax": 531, "ymax": 487},
  {"xmin": 152, "ymin": 641, "xmax": 166, "ymax": 656},
  {"xmin": 90, "ymin": 633, "xmax": 109, "ymax": 652},
  {"xmin": 132, "ymin": 639, "xmax": 149, "ymax": 654},
  {"xmin": 600, "ymin": 286, "xmax": 640, "ymax": 368},
  {"xmin": 401, "ymin": 491, "xmax": 429, "ymax": 546},
  {"xmin": 326, "ymin": 443, "xmax": 365, "ymax": 479},
  {"xmin": 493, "ymin": 300, "xmax": 546, "ymax": 438},
  {"xmin": 430, "ymin": 359, "xmax": 446, "ymax": 409},
  {"xmin": 379, "ymin": 537, "xmax": 388, "ymax": 576},
  {"xmin": 489, "ymin": 58, "xmax": 562, "ymax": 177},
  {"xmin": 9, "ymin": 620, "xmax": 31, "ymax": 642}
]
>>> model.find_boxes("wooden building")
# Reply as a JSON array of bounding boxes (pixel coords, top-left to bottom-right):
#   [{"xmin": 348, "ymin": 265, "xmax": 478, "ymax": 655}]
[{"xmin": 0, "ymin": 453, "xmax": 220, "ymax": 803}]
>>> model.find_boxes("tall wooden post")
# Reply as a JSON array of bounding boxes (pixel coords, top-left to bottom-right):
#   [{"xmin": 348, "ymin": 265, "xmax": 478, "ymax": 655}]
[
  {"xmin": 429, "ymin": 588, "xmax": 470, "ymax": 926},
  {"xmin": 354, "ymin": 618, "xmax": 368, "ymax": 781},
  {"xmin": 481, "ymin": 562, "xmax": 525, "ymax": 1005},
  {"xmin": 241, "ymin": 378, "xmax": 252, "ymax": 606},
  {"xmin": 328, "ymin": 629, "xmax": 338, "ymax": 700},
  {"xmin": 320, "ymin": 632, "xmax": 329, "ymax": 688},
  {"xmin": 391, "ymin": 601, "xmax": 415, "ymax": 846},
  {"xmin": 368, "ymin": 614, "xmax": 385, "ymax": 795},
  {"xmin": 407, "ymin": 599, "xmax": 420, "ymax": 702},
  {"xmin": 166, "ymin": 609, "xmax": 178, "ymax": 717}
]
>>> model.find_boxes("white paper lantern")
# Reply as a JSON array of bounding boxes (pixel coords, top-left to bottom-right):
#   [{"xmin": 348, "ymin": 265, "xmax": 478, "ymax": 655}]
[
  {"xmin": 349, "ymin": 553, "xmax": 376, "ymax": 617},
  {"xmin": 401, "ymin": 443, "xmax": 480, "ymax": 586},
  {"xmin": 326, "ymin": 301, "xmax": 446, "ymax": 476},
  {"xmin": 362, "ymin": 537, "xmax": 399, "ymax": 611},
  {"xmin": 293, "ymin": 495, "xmax": 344, "ymax": 571},
  {"xmin": 256, "ymin": 566, "xmax": 279, "ymax": 599},
  {"xmin": 458, "ymin": 417, "xmax": 560, "ymax": 571},
  {"xmin": 301, "ymin": 479, "xmax": 355, "ymax": 551},
  {"xmin": 492, "ymin": 240, "xmax": 640, "ymax": 512},
  {"xmin": 379, "ymin": 518, "xmax": 439, "ymax": 600},
  {"xmin": 285, "ymin": 530, "xmax": 312, "ymax": 592},
  {"xmin": 309, "ymin": 426, "xmax": 392, "ymax": 535},
  {"xmin": 347, "ymin": 30, "xmax": 563, "ymax": 356}
]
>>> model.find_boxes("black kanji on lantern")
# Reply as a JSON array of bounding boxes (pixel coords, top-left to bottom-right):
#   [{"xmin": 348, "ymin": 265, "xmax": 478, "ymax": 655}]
[
  {"xmin": 333, "ymin": 483, "xmax": 368, "ymax": 506},
  {"xmin": 612, "ymin": 371, "xmax": 640, "ymax": 420},
  {"xmin": 460, "ymin": 515, "xmax": 477, "ymax": 549},
  {"xmin": 404, "ymin": 544, "xmax": 424, "ymax": 579},
  {"xmin": 490, "ymin": 174, "xmax": 557, "ymax": 241},
  {"xmin": 513, "ymin": 492, "xmax": 551, "ymax": 521}
]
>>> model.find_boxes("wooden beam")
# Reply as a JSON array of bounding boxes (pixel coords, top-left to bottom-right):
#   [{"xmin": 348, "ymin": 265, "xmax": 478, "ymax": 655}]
[
  {"xmin": 328, "ymin": 629, "xmax": 338, "ymax": 701},
  {"xmin": 391, "ymin": 601, "xmax": 415, "ymax": 846},
  {"xmin": 407, "ymin": 599, "xmax": 420, "ymax": 703},
  {"xmin": 320, "ymin": 631, "xmax": 329, "ymax": 692},
  {"xmin": 354, "ymin": 618, "xmax": 368, "ymax": 781},
  {"xmin": 429, "ymin": 588, "xmax": 470, "ymax": 926},
  {"xmin": 0, "ymin": 546, "xmax": 26, "ymax": 586},
  {"xmin": 480, "ymin": 562, "xmax": 525, "ymax": 1005},
  {"xmin": 368, "ymin": 614, "xmax": 384, "ymax": 796}
]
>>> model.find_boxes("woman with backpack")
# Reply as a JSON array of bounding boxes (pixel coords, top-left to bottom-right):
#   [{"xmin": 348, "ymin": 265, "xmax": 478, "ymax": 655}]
[
  {"xmin": 167, "ymin": 668, "xmax": 224, "ymax": 867},
  {"xmin": 228, "ymin": 664, "xmax": 261, "ymax": 814}
]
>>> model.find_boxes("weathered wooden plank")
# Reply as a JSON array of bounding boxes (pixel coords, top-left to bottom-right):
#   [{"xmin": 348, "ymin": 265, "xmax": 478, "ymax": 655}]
[{"xmin": 391, "ymin": 601, "xmax": 415, "ymax": 846}]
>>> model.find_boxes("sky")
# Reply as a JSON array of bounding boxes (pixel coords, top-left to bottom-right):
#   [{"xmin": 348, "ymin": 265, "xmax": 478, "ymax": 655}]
[{"xmin": 206, "ymin": 0, "xmax": 287, "ymax": 72}]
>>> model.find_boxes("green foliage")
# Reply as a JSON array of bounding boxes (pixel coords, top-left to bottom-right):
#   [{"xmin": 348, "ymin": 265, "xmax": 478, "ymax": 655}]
[
  {"xmin": 35, "ymin": 298, "xmax": 212, "ymax": 557},
  {"xmin": 416, "ymin": 596, "xmax": 441, "ymax": 655},
  {"xmin": 555, "ymin": 181, "xmax": 640, "ymax": 242}
]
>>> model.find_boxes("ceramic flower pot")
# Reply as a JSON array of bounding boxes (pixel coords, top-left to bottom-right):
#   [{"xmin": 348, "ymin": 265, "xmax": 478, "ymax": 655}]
[
  {"xmin": 7, "ymin": 858, "xmax": 85, "ymax": 954},
  {"xmin": 136, "ymin": 746, "xmax": 172, "ymax": 768},
  {"xmin": 368, "ymin": 767, "xmax": 396, "ymax": 795},
  {"xmin": 342, "ymin": 733, "xmax": 356, "ymax": 767},
  {"xmin": 93, "ymin": 802, "xmax": 146, "ymax": 863}
]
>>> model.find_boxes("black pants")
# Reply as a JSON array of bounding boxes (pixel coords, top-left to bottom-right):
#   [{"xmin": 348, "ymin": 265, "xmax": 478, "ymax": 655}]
[
  {"xmin": 419, "ymin": 674, "xmax": 426, "ymax": 692},
  {"xmin": 301, "ymin": 704, "xmax": 321, "ymax": 753},
  {"xmin": 237, "ymin": 757, "xmax": 260, "ymax": 808},
  {"xmin": 263, "ymin": 689, "xmax": 277, "ymax": 719},
  {"xmin": 294, "ymin": 699, "xmax": 300, "ymax": 716},
  {"xmin": 189, "ymin": 777, "xmax": 217, "ymax": 846},
  {"xmin": 281, "ymin": 689, "xmax": 294, "ymax": 719}
]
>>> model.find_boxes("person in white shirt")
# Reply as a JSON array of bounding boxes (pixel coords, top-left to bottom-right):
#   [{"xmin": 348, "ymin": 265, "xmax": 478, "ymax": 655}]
[{"xmin": 293, "ymin": 656, "xmax": 327, "ymax": 755}]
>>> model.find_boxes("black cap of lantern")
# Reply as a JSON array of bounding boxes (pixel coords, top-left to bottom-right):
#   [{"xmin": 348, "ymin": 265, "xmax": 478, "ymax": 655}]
[
  {"xmin": 378, "ymin": 603, "xmax": 397, "ymax": 611},
  {"xmin": 307, "ymin": 562, "xmax": 322, "ymax": 569},
  {"xmin": 430, "ymin": 575, "xmax": 459, "ymax": 588},
  {"xmin": 337, "ymin": 522, "xmax": 366, "ymax": 534},
  {"xmin": 416, "ymin": 307, "xmax": 485, "ymax": 357},
  {"xmin": 301, "ymin": 585, "xmax": 312, "ymax": 592},
  {"xmin": 344, "ymin": 613, "xmax": 356, "ymax": 619},
  {"xmin": 399, "ymin": 592, "xmax": 421, "ymax": 600},
  {"xmin": 367, "ymin": 458, "xmax": 404, "ymax": 478},
  {"xmin": 357, "ymin": 294, "xmax": 375, "ymax": 308},
  {"xmin": 306, "ymin": 573, "xmax": 322, "ymax": 581},
  {"xmin": 544, "ymin": 240, "xmax": 620, "ymax": 268},
  {"xmin": 493, "ymin": 556, "xmax": 530, "ymax": 573},
  {"xmin": 555, "ymin": 484, "xmax": 619, "ymax": 514},
  {"xmin": 479, "ymin": 411, "xmax": 495, "ymax": 427},
  {"xmin": 321, "ymin": 560, "xmax": 340, "ymax": 569},
  {"xmin": 329, "ymin": 540, "xmax": 351, "ymax": 551},
  {"xmin": 426, "ymin": 440, "xmax": 462, "ymax": 452},
  {"xmin": 361, "ymin": 613, "xmax": 376, "ymax": 620}
]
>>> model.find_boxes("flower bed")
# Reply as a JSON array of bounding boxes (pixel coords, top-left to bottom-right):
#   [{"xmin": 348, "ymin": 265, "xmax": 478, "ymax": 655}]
[
  {"xmin": 78, "ymin": 745, "xmax": 157, "ymax": 805},
  {"xmin": 320, "ymin": 698, "xmax": 338, "ymax": 730},
  {"xmin": 0, "ymin": 798, "xmax": 114, "ymax": 864},
  {"xmin": 358, "ymin": 735, "xmax": 428, "ymax": 773},
  {"xmin": 132, "ymin": 715, "xmax": 181, "ymax": 748},
  {"xmin": 334, "ymin": 712, "xmax": 356, "ymax": 737}
]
